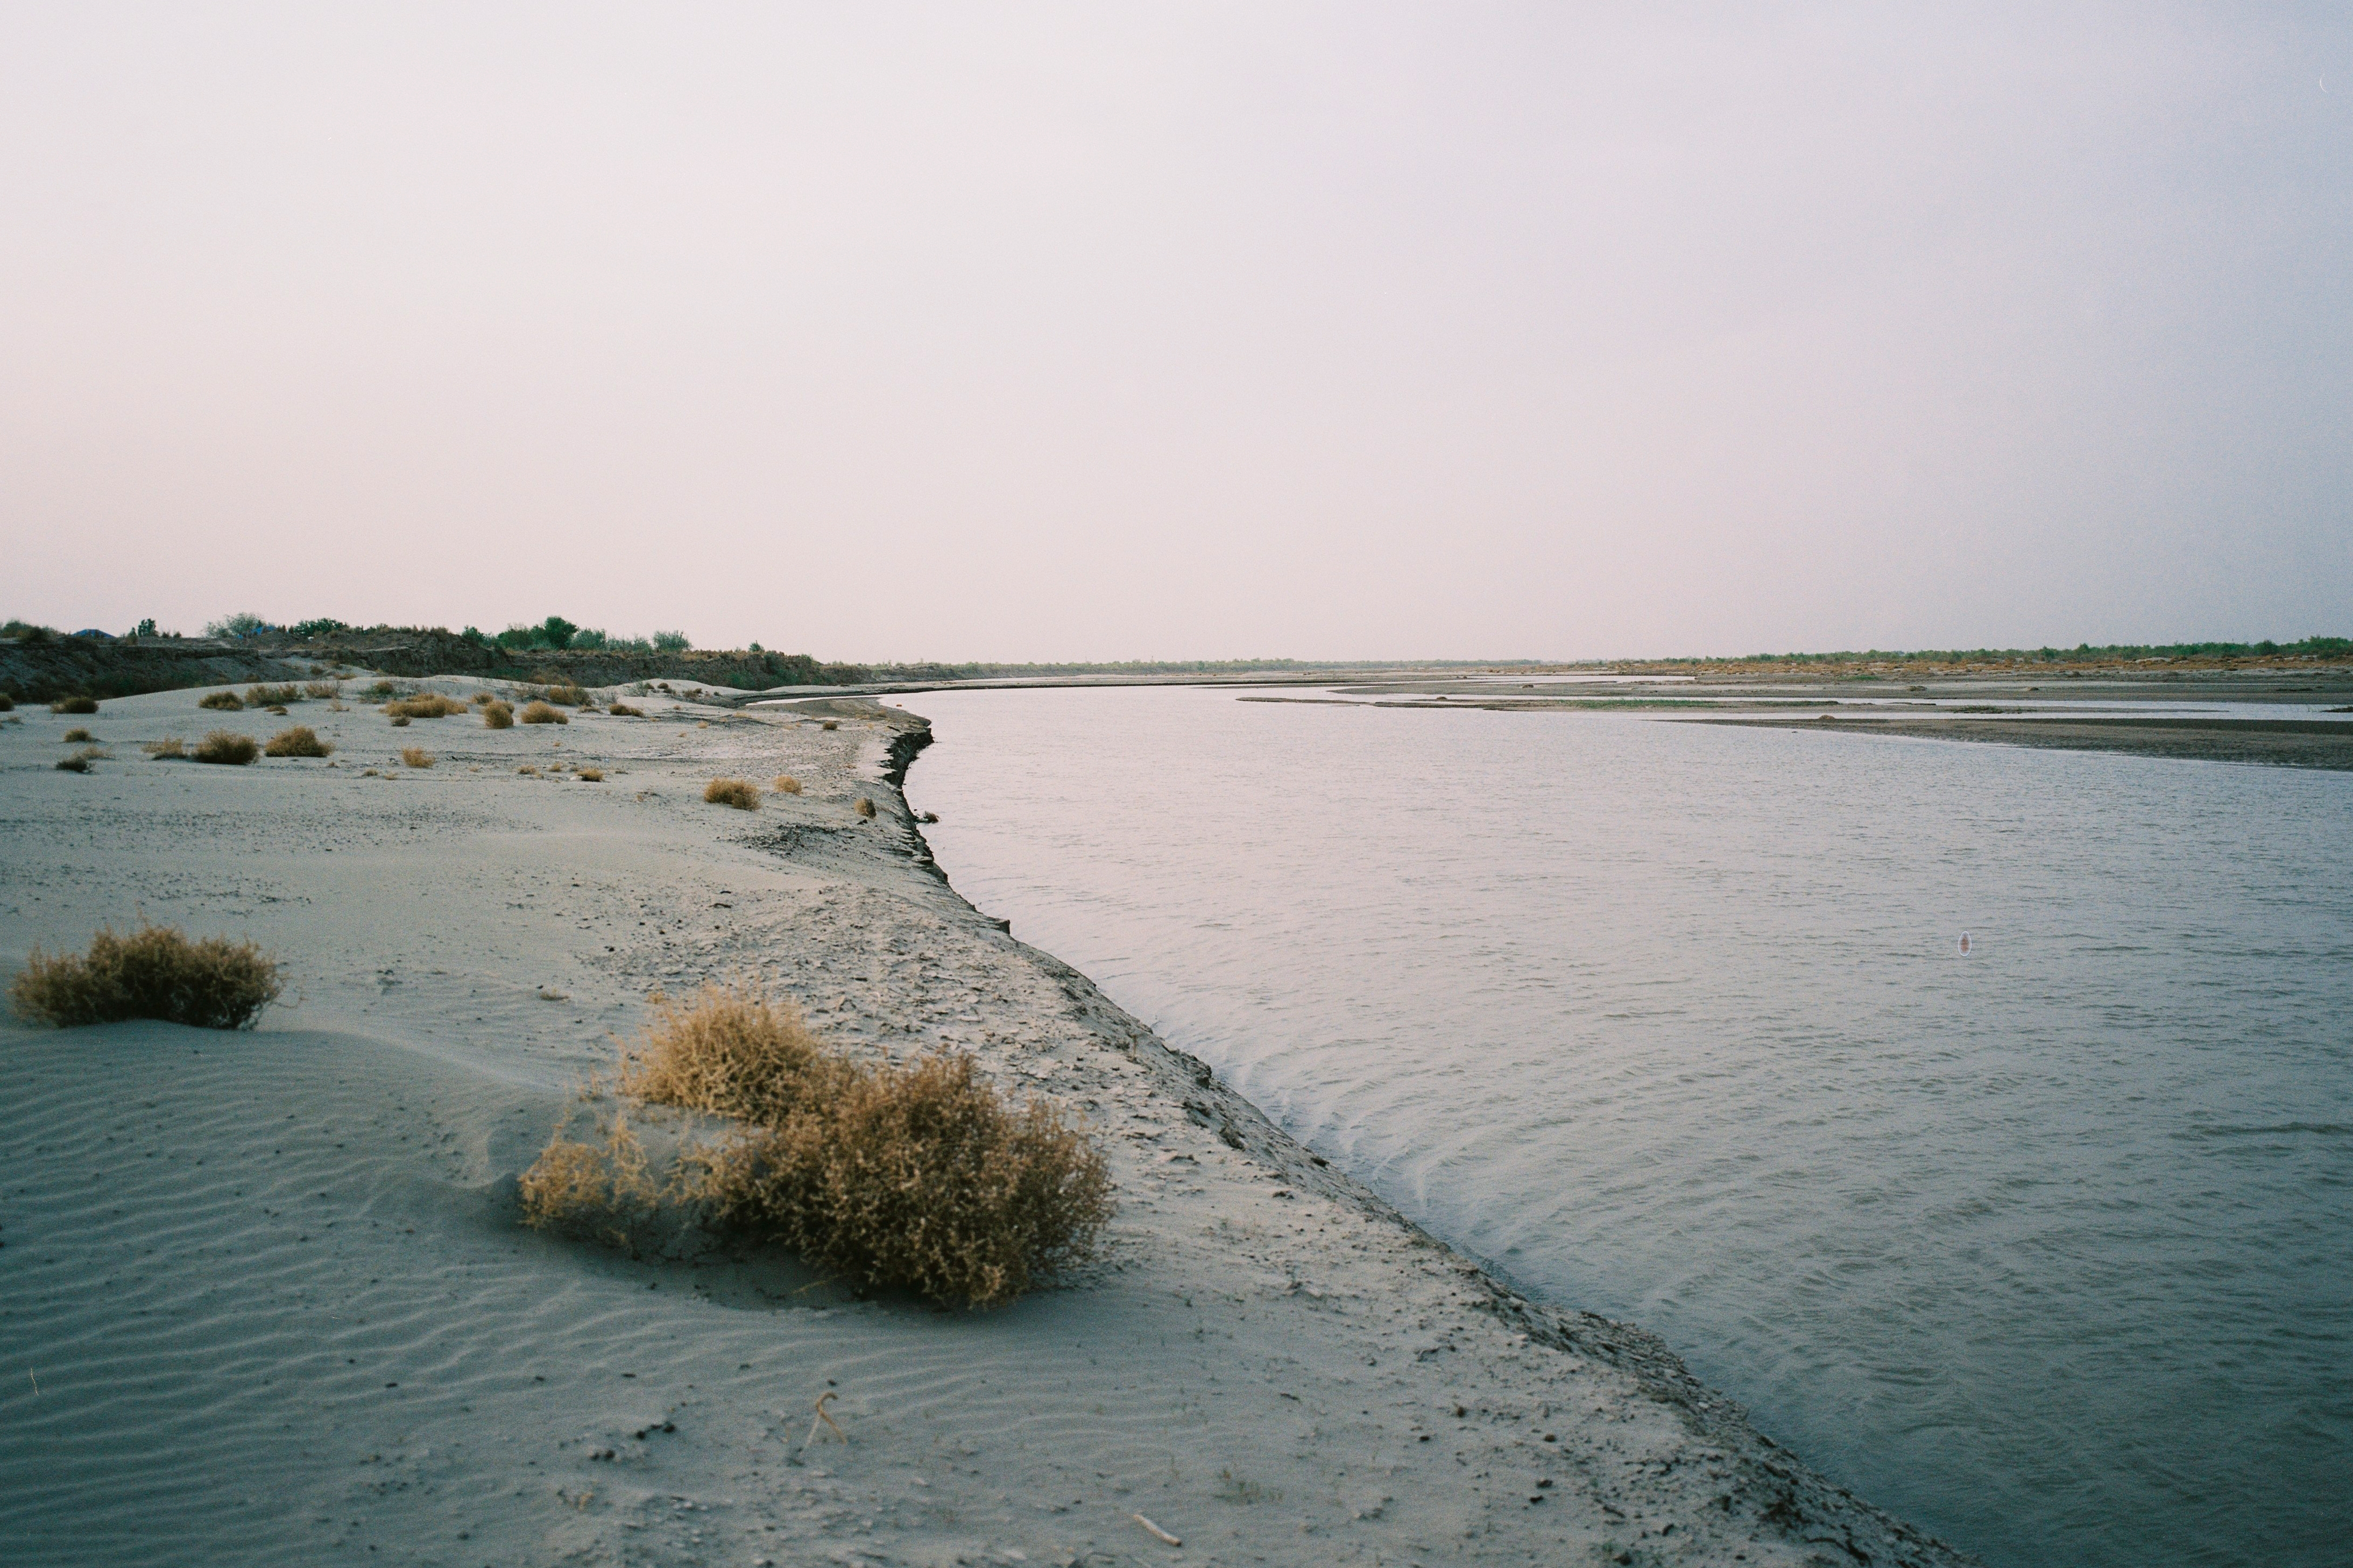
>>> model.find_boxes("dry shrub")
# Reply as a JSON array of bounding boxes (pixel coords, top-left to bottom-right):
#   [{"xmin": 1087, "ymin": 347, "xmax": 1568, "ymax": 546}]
[
  {"xmin": 264, "ymin": 725, "xmax": 331, "ymax": 757},
  {"xmin": 517, "ymin": 764, "xmax": 539, "ymax": 775},
  {"xmin": 577, "ymin": 767, "xmax": 604, "ymax": 782},
  {"xmin": 0, "ymin": 693, "xmax": 14, "ymax": 712},
  {"xmin": 10, "ymin": 921, "xmax": 282, "ymax": 1030},
  {"xmin": 388, "ymin": 713, "xmax": 411, "ymax": 728},
  {"xmin": 519, "ymin": 700, "xmax": 567, "ymax": 726},
  {"xmin": 704, "ymin": 777, "xmax": 761, "ymax": 810},
  {"xmin": 520, "ymin": 1119, "xmax": 661, "ymax": 1239},
  {"xmin": 620, "ymin": 984, "xmax": 853, "ymax": 1125},
  {"xmin": 199, "ymin": 690, "xmax": 243, "ymax": 711},
  {"xmin": 482, "ymin": 700, "xmax": 515, "ymax": 728},
  {"xmin": 384, "ymin": 693, "xmax": 466, "ymax": 719},
  {"xmin": 55, "ymin": 747, "xmax": 105, "ymax": 772},
  {"xmin": 607, "ymin": 702, "xmax": 644, "ymax": 717},
  {"xmin": 543, "ymin": 684, "xmax": 589, "ymax": 706},
  {"xmin": 773, "ymin": 775, "xmax": 801, "ymax": 794},
  {"xmin": 302, "ymin": 680, "xmax": 342, "ymax": 700},
  {"xmin": 50, "ymin": 695, "xmax": 99, "ymax": 715},
  {"xmin": 194, "ymin": 730, "xmax": 260, "ymax": 765},
  {"xmin": 700, "ymin": 1052, "xmax": 1112, "ymax": 1309},
  {"xmin": 400, "ymin": 746, "xmax": 435, "ymax": 768},
  {"xmin": 820, "ymin": 719, "xmax": 839, "ymax": 730},
  {"xmin": 62, "ymin": 727, "xmax": 94, "ymax": 743},
  {"xmin": 143, "ymin": 737, "xmax": 185, "ymax": 760},
  {"xmin": 245, "ymin": 684, "xmax": 301, "ymax": 706},
  {"xmin": 854, "ymin": 796, "xmax": 877, "ymax": 819},
  {"xmin": 366, "ymin": 679, "xmax": 399, "ymax": 700}
]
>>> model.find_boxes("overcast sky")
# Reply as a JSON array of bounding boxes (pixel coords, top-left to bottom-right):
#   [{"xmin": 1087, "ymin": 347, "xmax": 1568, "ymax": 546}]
[{"xmin": 5, "ymin": 4, "xmax": 2348, "ymax": 660}]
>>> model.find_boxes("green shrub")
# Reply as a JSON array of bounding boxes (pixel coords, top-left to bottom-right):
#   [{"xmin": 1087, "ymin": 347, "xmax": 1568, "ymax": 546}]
[
  {"xmin": 193, "ymin": 730, "xmax": 259, "ymax": 765},
  {"xmin": 10, "ymin": 922, "xmax": 282, "ymax": 1029}
]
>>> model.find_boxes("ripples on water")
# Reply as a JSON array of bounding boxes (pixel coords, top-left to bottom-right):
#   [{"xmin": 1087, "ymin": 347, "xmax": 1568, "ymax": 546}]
[{"xmin": 903, "ymin": 685, "xmax": 2352, "ymax": 1568}]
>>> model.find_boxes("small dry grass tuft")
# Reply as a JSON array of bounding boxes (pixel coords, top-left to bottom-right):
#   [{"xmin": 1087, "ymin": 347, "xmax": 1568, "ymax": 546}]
[
  {"xmin": 772, "ymin": 775, "xmax": 801, "ymax": 794},
  {"xmin": 388, "ymin": 713, "xmax": 411, "ymax": 727},
  {"xmin": 519, "ymin": 1118, "xmax": 661, "ymax": 1239},
  {"xmin": 10, "ymin": 921, "xmax": 282, "ymax": 1029},
  {"xmin": 519, "ymin": 701, "xmax": 567, "ymax": 726},
  {"xmin": 607, "ymin": 702, "xmax": 643, "ymax": 717},
  {"xmin": 399, "ymin": 746, "xmax": 435, "ymax": 769},
  {"xmin": 517, "ymin": 764, "xmax": 539, "ymax": 775},
  {"xmin": 577, "ymin": 767, "xmax": 604, "ymax": 782},
  {"xmin": 245, "ymin": 684, "xmax": 301, "ymax": 706},
  {"xmin": 264, "ymin": 725, "xmax": 332, "ymax": 758},
  {"xmin": 194, "ymin": 730, "xmax": 260, "ymax": 765},
  {"xmin": 199, "ymin": 690, "xmax": 244, "ymax": 711},
  {"xmin": 482, "ymin": 700, "xmax": 515, "ymax": 728},
  {"xmin": 51, "ymin": 696, "xmax": 99, "ymax": 715},
  {"xmin": 820, "ymin": 719, "xmax": 839, "ymax": 730},
  {"xmin": 55, "ymin": 747, "xmax": 105, "ymax": 772},
  {"xmin": 384, "ymin": 693, "xmax": 467, "ymax": 719},
  {"xmin": 854, "ymin": 796, "xmax": 877, "ymax": 819},
  {"xmin": 62, "ymin": 727, "xmax": 94, "ymax": 743},
  {"xmin": 302, "ymin": 680, "xmax": 342, "ymax": 700},
  {"xmin": 704, "ymin": 777, "xmax": 761, "ymax": 810},
  {"xmin": 542, "ymin": 684, "xmax": 589, "ymax": 706},
  {"xmin": 143, "ymin": 737, "xmax": 185, "ymax": 760}
]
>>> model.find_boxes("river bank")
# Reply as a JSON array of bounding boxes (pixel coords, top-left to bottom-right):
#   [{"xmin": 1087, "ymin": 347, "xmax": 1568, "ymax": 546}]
[{"xmin": 0, "ymin": 676, "xmax": 1970, "ymax": 1566}]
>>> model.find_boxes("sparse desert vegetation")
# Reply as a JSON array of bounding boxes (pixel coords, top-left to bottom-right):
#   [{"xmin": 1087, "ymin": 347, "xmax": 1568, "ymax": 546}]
[
  {"xmin": 820, "ymin": 719, "xmax": 839, "ymax": 730},
  {"xmin": 519, "ymin": 701, "xmax": 567, "ymax": 725},
  {"xmin": 773, "ymin": 775, "xmax": 801, "ymax": 794},
  {"xmin": 143, "ymin": 737, "xmax": 185, "ymax": 759},
  {"xmin": 0, "ymin": 693, "xmax": 14, "ymax": 712},
  {"xmin": 522, "ymin": 984, "xmax": 1112, "ymax": 1306},
  {"xmin": 577, "ymin": 767, "xmax": 604, "ymax": 782},
  {"xmin": 704, "ymin": 777, "xmax": 761, "ymax": 810},
  {"xmin": 854, "ymin": 796, "xmax": 877, "ymax": 818},
  {"xmin": 245, "ymin": 684, "xmax": 302, "ymax": 706},
  {"xmin": 383, "ymin": 693, "xmax": 467, "ymax": 719},
  {"xmin": 607, "ymin": 702, "xmax": 643, "ymax": 716},
  {"xmin": 264, "ymin": 726, "xmax": 332, "ymax": 758},
  {"xmin": 541, "ymin": 684, "xmax": 589, "ymax": 706},
  {"xmin": 62, "ymin": 727, "xmax": 94, "ymax": 742},
  {"xmin": 400, "ymin": 746, "xmax": 435, "ymax": 769},
  {"xmin": 51, "ymin": 696, "xmax": 99, "ymax": 715},
  {"xmin": 55, "ymin": 746, "xmax": 106, "ymax": 772},
  {"xmin": 194, "ymin": 730, "xmax": 260, "ymax": 765},
  {"xmin": 482, "ymin": 700, "xmax": 515, "ymax": 728},
  {"xmin": 199, "ymin": 690, "xmax": 243, "ymax": 711},
  {"xmin": 10, "ymin": 921, "xmax": 282, "ymax": 1030},
  {"xmin": 302, "ymin": 680, "xmax": 342, "ymax": 699}
]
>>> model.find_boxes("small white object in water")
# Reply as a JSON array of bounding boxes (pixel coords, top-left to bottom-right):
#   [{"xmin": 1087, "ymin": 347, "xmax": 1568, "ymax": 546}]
[{"xmin": 1959, "ymin": 933, "xmax": 1973, "ymax": 954}]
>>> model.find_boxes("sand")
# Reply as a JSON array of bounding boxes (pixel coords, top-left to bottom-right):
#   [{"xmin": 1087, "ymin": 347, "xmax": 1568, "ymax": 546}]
[{"xmin": 1, "ymin": 678, "xmax": 1971, "ymax": 1566}]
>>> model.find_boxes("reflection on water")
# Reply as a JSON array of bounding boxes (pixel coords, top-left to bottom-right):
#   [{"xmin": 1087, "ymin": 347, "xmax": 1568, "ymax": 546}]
[{"xmin": 905, "ymin": 685, "xmax": 2353, "ymax": 1568}]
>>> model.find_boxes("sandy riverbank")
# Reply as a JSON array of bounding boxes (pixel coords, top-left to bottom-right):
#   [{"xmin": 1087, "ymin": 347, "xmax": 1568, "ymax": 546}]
[{"xmin": 1, "ymin": 677, "xmax": 1971, "ymax": 1566}]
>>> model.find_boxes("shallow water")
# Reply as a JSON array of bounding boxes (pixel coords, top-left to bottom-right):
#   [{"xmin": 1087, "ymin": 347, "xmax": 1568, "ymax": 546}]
[{"xmin": 903, "ymin": 685, "xmax": 2353, "ymax": 1568}]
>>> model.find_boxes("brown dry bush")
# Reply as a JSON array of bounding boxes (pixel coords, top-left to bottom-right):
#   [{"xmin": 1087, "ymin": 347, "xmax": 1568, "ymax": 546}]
[
  {"xmin": 194, "ymin": 730, "xmax": 260, "ymax": 765},
  {"xmin": 519, "ymin": 1118, "xmax": 661, "ymax": 1239},
  {"xmin": 62, "ymin": 727, "xmax": 94, "ymax": 743},
  {"xmin": 143, "ymin": 737, "xmax": 185, "ymax": 760},
  {"xmin": 50, "ymin": 695, "xmax": 100, "ymax": 714},
  {"xmin": 620, "ymin": 984, "xmax": 856, "ymax": 1126},
  {"xmin": 302, "ymin": 680, "xmax": 342, "ymax": 700},
  {"xmin": 55, "ymin": 747, "xmax": 105, "ymax": 772},
  {"xmin": 482, "ymin": 700, "xmax": 515, "ymax": 728},
  {"xmin": 519, "ymin": 700, "xmax": 567, "ymax": 726},
  {"xmin": 704, "ymin": 777, "xmax": 761, "ymax": 811},
  {"xmin": 772, "ymin": 775, "xmax": 801, "ymax": 794},
  {"xmin": 854, "ymin": 796, "xmax": 877, "ymax": 819},
  {"xmin": 819, "ymin": 719, "xmax": 839, "ymax": 730},
  {"xmin": 245, "ymin": 684, "xmax": 301, "ymax": 706},
  {"xmin": 384, "ymin": 693, "xmax": 467, "ymax": 719},
  {"xmin": 577, "ymin": 767, "xmax": 603, "ymax": 782},
  {"xmin": 542, "ymin": 684, "xmax": 589, "ymax": 706},
  {"xmin": 388, "ymin": 713, "xmax": 411, "ymax": 728},
  {"xmin": 264, "ymin": 725, "xmax": 332, "ymax": 757},
  {"xmin": 607, "ymin": 702, "xmax": 643, "ymax": 717},
  {"xmin": 399, "ymin": 746, "xmax": 434, "ymax": 768},
  {"xmin": 10, "ymin": 921, "xmax": 282, "ymax": 1029},
  {"xmin": 199, "ymin": 690, "xmax": 244, "ymax": 711},
  {"xmin": 699, "ymin": 1052, "xmax": 1113, "ymax": 1309}
]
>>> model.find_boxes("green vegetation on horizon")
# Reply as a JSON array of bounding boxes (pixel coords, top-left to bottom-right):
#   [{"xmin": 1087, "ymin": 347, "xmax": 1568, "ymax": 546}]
[{"xmin": 1657, "ymin": 636, "xmax": 2351, "ymax": 665}]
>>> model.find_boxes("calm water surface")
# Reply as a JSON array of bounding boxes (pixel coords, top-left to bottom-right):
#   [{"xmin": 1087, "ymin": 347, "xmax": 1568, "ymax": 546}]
[{"xmin": 902, "ymin": 685, "xmax": 2352, "ymax": 1568}]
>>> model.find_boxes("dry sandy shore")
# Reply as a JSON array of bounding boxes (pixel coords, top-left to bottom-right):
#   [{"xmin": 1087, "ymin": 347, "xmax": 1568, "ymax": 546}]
[{"xmin": 1, "ymin": 679, "xmax": 1971, "ymax": 1567}]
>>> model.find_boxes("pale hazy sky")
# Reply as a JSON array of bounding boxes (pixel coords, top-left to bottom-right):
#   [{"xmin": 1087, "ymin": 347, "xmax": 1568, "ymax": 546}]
[{"xmin": 5, "ymin": 4, "xmax": 2348, "ymax": 661}]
